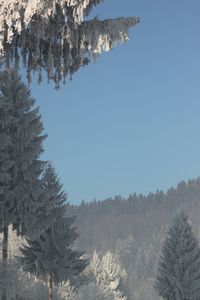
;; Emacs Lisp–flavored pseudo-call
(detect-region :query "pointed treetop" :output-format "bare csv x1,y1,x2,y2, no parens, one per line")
0,70,47,236
155,211,200,300
19,215,87,284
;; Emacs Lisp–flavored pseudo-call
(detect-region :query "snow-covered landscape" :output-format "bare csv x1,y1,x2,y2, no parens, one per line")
0,1,200,299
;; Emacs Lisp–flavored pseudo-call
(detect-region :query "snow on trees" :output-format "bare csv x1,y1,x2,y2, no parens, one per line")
59,280,76,300
75,282,113,300
0,0,139,88
155,212,200,300
86,250,127,300
58,250,128,300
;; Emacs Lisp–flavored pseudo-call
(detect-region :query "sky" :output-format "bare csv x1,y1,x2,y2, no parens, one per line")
29,0,200,204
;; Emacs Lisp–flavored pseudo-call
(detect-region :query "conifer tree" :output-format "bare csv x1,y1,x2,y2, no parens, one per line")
0,1,139,88
86,250,127,300
0,70,46,300
59,280,76,300
33,163,67,234
155,212,200,300
18,164,87,300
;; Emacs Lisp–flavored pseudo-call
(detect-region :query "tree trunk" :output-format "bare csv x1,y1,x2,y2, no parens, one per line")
48,274,53,300
1,225,8,300
2,225,8,261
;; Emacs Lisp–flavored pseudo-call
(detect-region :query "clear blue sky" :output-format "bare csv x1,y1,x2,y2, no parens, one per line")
30,0,200,204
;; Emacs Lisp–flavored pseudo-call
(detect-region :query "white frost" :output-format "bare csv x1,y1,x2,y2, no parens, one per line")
0,1,139,86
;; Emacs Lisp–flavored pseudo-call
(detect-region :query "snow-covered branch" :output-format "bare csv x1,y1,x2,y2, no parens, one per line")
80,17,140,55
0,1,139,87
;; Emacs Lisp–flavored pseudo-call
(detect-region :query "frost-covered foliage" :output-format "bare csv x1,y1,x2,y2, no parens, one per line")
75,282,113,300
0,70,46,236
54,179,200,299
58,250,128,300
0,259,60,300
59,280,76,300
0,0,139,87
86,250,127,300
155,212,200,300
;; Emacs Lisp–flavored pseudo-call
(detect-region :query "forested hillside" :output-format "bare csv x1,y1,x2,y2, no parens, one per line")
68,178,200,300
2,178,200,299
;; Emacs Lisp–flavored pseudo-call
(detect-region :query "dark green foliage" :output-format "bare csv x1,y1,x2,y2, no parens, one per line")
155,212,200,300
0,70,46,235
19,164,87,285
19,216,87,285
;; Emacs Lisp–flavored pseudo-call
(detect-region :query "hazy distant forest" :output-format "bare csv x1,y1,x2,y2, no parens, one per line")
2,177,200,299
0,1,200,300
69,178,200,299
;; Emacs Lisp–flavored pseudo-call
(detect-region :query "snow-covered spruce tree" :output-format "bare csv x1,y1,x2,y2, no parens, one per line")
18,164,87,300
0,258,56,300
0,0,139,88
101,251,127,300
86,250,127,300
59,280,76,300
155,212,200,300
0,69,46,300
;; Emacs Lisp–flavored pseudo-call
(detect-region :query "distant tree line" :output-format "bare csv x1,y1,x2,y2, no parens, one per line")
68,179,200,299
